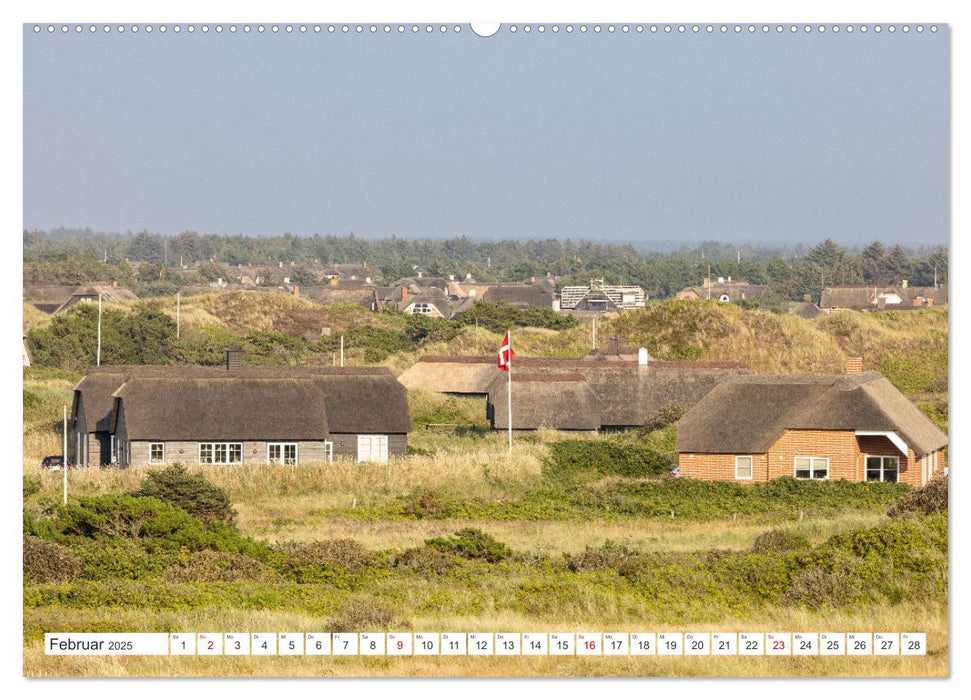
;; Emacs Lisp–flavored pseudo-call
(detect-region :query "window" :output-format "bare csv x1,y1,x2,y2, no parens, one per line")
268,442,298,466
718,294,731,302
735,456,753,479
411,303,433,315
357,435,389,464
199,442,243,465
110,435,118,464
324,441,334,463
149,443,165,464
794,456,829,480
866,456,899,483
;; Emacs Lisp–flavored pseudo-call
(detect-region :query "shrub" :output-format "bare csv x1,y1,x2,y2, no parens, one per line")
168,551,280,583
406,445,434,457
565,540,640,572
23,476,41,499
401,488,445,518
751,529,811,554
130,463,236,526
287,539,376,570
425,528,511,563
781,555,862,609
888,475,948,518
326,599,397,633
394,545,458,575
23,535,82,583
543,439,674,481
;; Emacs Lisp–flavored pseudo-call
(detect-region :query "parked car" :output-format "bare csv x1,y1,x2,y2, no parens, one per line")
668,465,679,478
40,455,64,471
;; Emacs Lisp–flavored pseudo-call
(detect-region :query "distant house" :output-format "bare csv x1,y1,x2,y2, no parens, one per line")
298,285,380,311
787,295,823,319
481,284,553,310
381,279,452,317
25,283,137,314
321,263,368,282
675,365,947,486
676,278,771,303
71,354,411,467
820,283,946,313
558,279,646,315
22,338,31,367
399,348,748,431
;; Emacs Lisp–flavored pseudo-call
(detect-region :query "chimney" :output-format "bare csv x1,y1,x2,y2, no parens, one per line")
279,261,283,268
293,284,300,298
927,298,934,307
607,334,619,356
717,277,725,284
803,294,812,303
330,276,339,286
401,286,408,302
727,276,732,283
845,357,863,376
902,279,908,289
638,347,649,368
226,349,243,371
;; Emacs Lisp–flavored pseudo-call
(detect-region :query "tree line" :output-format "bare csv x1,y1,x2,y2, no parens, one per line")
24,228,947,302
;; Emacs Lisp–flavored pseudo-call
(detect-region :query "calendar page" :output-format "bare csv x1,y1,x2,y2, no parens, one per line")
19,3,950,682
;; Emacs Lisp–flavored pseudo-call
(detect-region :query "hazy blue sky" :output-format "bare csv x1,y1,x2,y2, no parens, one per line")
23,24,948,244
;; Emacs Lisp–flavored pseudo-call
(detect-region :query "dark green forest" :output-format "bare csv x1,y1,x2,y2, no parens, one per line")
24,228,947,302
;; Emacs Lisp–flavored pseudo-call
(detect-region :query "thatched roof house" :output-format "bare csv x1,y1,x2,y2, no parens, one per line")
25,283,137,314
675,370,947,486
71,357,410,467
402,352,747,431
820,284,947,312
481,285,553,309
487,373,600,431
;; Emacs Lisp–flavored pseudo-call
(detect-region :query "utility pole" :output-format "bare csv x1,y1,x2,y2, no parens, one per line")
340,335,344,367
176,292,181,339
62,405,68,505
707,265,711,300
96,293,103,365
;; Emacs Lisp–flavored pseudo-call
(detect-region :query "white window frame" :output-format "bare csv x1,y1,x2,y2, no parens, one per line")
267,442,299,466
865,455,899,483
357,434,389,464
110,435,118,464
149,442,165,464
718,294,731,303
735,455,753,480
411,303,433,315
198,442,244,465
324,440,334,463
794,456,830,481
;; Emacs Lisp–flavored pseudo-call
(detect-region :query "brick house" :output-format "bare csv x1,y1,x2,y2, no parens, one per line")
675,366,947,486
71,354,411,467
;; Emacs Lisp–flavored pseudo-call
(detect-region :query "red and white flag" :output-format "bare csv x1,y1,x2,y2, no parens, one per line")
497,331,514,372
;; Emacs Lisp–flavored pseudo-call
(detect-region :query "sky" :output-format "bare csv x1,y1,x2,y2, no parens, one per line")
23,23,949,244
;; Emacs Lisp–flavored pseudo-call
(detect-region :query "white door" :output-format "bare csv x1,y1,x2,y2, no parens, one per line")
357,435,389,463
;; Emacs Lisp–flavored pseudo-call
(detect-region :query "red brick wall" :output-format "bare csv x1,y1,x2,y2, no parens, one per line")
679,429,928,485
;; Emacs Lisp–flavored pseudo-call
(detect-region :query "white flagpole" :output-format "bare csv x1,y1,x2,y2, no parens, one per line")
507,328,512,456
96,293,103,365
62,405,68,505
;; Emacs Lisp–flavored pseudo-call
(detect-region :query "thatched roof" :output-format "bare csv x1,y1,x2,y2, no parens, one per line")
820,285,947,310
300,285,378,309
73,372,129,432
675,372,948,457
398,360,500,394
113,378,331,440
77,365,410,437
788,300,822,318
487,373,600,431
481,285,552,308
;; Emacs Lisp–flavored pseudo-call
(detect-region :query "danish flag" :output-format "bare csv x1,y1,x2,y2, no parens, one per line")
497,331,514,372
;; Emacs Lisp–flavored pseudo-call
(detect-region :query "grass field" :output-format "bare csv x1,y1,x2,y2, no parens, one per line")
21,298,949,678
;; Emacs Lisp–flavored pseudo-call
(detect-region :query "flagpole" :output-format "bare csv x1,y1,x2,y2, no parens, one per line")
507,328,512,456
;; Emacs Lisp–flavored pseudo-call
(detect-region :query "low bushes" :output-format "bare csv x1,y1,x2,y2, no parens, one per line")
888,475,948,518
130,463,236,526
751,529,810,553
23,536,82,583
543,439,674,481
425,528,511,563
